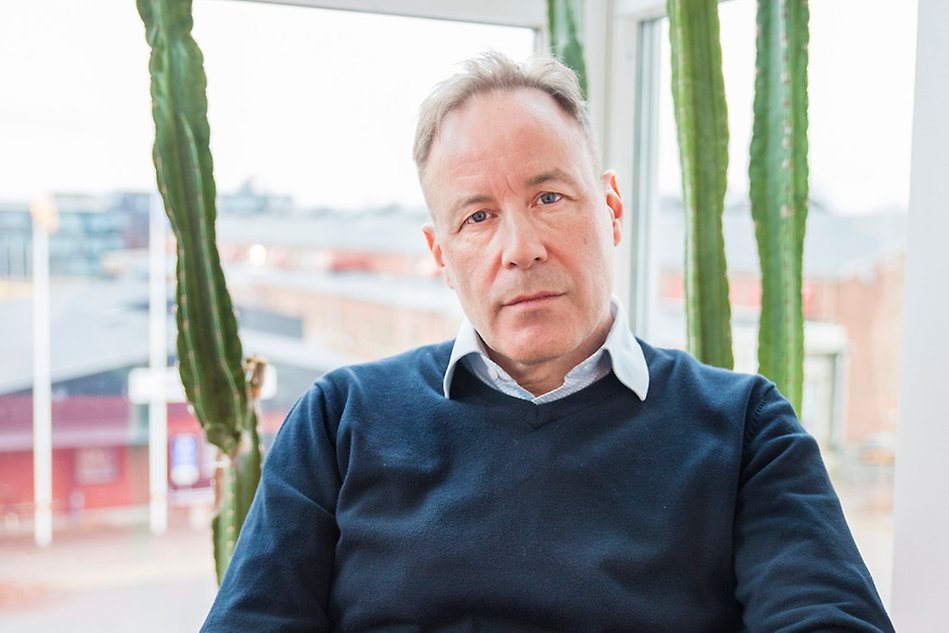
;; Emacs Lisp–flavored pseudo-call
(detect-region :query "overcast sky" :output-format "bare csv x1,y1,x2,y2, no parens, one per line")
658,0,918,214
0,1,917,214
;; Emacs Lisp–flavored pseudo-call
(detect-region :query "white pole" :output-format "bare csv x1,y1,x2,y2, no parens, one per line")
148,193,169,535
891,0,949,628
30,196,56,548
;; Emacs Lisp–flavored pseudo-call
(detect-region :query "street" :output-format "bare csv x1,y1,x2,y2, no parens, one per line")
0,519,217,632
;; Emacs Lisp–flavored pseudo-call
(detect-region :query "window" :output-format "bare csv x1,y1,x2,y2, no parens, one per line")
189,0,536,431
1,0,921,625
637,0,917,606
0,1,537,628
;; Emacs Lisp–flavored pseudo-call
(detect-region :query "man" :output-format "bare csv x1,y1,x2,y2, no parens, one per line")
202,53,893,631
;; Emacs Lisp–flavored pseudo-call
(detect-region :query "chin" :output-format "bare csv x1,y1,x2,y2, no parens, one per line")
497,335,578,367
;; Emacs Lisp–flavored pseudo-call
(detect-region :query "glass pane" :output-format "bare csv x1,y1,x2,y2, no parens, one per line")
648,0,917,606
0,1,534,629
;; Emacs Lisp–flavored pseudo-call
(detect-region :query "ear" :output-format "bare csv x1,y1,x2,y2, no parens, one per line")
422,223,454,289
601,170,625,246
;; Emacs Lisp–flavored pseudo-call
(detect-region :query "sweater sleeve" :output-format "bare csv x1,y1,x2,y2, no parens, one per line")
201,385,342,632
733,382,894,632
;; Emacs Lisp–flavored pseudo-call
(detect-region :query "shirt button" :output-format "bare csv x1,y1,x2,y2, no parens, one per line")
488,368,500,380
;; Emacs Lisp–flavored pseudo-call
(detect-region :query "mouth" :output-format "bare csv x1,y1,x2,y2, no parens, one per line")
503,292,563,308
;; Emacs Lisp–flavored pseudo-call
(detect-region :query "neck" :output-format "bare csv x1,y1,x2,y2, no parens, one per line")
487,312,614,397
505,362,580,397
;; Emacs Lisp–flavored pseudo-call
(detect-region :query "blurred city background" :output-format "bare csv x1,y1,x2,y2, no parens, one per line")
0,0,914,629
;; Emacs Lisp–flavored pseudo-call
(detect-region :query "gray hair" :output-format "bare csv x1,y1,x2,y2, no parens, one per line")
413,51,599,177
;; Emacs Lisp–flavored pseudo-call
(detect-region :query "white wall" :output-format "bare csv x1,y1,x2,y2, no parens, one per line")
891,0,949,628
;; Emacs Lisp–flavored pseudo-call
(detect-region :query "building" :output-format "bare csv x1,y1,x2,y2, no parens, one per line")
0,192,149,279
650,196,906,457
0,187,906,533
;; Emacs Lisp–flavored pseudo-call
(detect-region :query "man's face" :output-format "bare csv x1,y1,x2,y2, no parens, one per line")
422,88,624,372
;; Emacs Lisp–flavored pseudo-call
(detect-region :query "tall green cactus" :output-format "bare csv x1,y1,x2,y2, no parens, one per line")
749,0,810,413
666,0,734,369
211,358,265,583
138,0,262,584
547,0,588,99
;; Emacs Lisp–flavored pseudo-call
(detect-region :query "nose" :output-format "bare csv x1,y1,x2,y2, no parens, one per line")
499,211,547,269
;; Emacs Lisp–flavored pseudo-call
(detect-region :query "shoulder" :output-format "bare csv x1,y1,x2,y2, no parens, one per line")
309,340,453,407
637,338,784,428
277,340,453,441
639,338,765,393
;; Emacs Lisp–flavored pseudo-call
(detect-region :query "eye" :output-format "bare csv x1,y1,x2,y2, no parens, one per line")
538,192,562,205
464,210,490,225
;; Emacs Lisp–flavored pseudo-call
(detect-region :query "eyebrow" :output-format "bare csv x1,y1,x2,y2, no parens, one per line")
524,168,576,188
449,194,492,219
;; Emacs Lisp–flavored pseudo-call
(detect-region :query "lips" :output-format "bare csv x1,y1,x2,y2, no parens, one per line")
503,292,563,307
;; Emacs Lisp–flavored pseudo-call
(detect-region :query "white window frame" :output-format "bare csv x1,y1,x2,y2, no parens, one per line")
891,0,948,627
226,0,547,28
601,0,667,337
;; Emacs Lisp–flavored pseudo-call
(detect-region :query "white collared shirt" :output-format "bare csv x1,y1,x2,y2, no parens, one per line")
443,296,650,403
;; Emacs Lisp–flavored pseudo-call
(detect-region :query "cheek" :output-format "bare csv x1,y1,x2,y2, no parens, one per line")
442,248,479,294
570,230,615,293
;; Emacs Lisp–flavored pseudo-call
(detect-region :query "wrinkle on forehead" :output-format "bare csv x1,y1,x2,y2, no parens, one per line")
422,90,597,227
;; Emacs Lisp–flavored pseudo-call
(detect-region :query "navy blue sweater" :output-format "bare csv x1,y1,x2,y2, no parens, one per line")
202,340,893,632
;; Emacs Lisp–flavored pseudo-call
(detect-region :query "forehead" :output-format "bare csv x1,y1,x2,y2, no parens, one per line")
422,88,595,194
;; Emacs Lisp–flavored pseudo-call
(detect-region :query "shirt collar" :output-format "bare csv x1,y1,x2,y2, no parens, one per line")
443,296,650,401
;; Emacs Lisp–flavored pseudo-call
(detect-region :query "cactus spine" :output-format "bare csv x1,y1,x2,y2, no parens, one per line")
749,0,810,413
547,0,588,99
138,0,262,584
666,0,734,369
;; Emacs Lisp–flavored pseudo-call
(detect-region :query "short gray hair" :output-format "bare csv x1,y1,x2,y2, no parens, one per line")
413,51,598,177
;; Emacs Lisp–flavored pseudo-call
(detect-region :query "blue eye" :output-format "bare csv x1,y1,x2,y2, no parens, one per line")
539,192,562,205
465,210,489,224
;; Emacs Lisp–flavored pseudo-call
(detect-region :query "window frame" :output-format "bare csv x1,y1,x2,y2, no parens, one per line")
226,0,548,28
